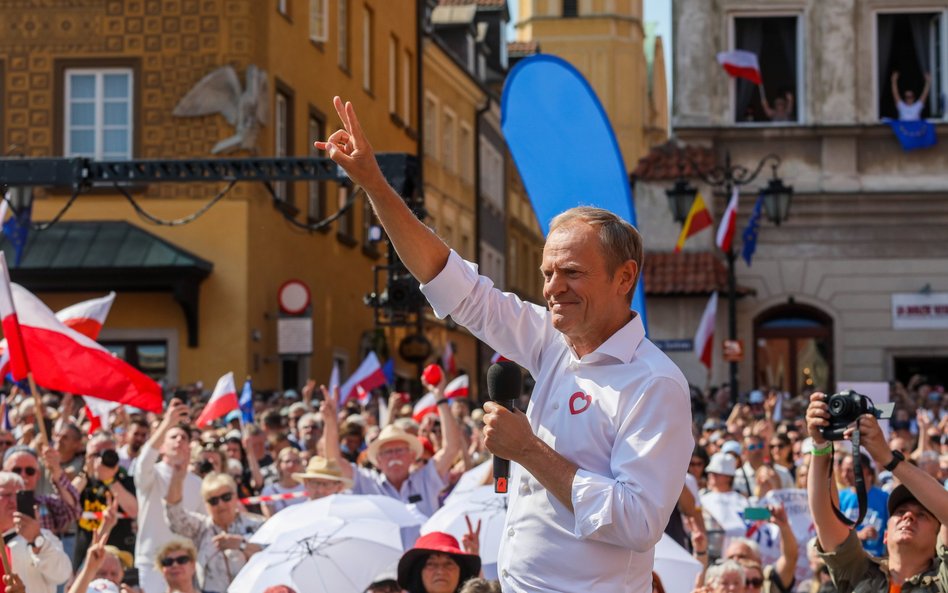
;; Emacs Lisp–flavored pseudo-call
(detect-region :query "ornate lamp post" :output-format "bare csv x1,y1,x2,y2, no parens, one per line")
666,150,793,403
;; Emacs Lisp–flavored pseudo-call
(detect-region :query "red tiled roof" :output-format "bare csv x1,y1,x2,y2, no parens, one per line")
438,0,507,6
633,140,715,182
644,251,754,296
508,40,539,55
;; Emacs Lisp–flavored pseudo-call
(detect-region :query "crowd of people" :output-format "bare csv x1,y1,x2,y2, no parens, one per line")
0,369,945,593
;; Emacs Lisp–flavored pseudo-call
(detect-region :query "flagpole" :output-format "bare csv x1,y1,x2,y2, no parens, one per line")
27,372,49,446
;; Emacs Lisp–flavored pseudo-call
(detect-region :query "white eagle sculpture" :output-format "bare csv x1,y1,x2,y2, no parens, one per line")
173,65,270,154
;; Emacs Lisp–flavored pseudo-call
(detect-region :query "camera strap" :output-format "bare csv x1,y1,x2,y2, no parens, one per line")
827,427,867,528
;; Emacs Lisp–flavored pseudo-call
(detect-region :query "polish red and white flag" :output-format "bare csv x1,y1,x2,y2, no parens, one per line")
412,374,470,422
0,253,162,412
0,292,116,378
195,372,239,427
716,50,762,85
442,341,456,377
694,292,719,370
338,352,387,405
716,187,740,252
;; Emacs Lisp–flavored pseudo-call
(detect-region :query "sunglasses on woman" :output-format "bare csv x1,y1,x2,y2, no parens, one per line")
160,555,193,567
11,466,37,477
206,492,235,506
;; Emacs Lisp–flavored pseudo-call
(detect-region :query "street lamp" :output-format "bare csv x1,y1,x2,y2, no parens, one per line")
666,149,793,404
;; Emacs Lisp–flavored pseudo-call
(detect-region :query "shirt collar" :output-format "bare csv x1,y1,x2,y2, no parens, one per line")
570,313,644,364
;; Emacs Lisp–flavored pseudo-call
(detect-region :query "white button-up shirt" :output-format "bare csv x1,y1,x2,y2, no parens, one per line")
422,251,694,593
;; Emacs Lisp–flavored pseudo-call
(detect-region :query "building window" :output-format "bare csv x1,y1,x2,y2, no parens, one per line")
458,123,472,184
441,108,456,172
363,5,374,93
336,183,356,244
338,0,350,71
389,35,399,115
754,304,833,396
877,12,943,120
274,87,293,204
424,93,438,159
732,16,800,124
308,112,327,223
65,69,133,160
563,0,578,18
310,0,328,42
479,141,504,213
103,340,168,383
402,49,412,127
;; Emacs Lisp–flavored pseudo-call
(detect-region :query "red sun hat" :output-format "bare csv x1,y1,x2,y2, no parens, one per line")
397,532,481,588
422,364,443,386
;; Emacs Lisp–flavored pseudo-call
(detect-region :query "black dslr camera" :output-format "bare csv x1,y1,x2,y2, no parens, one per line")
100,448,120,469
821,390,894,441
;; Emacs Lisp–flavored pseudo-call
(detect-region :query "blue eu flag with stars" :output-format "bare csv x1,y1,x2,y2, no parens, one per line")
741,193,764,266
239,378,254,424
2,201,31,266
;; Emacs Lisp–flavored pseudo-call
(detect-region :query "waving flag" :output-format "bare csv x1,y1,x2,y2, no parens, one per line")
741,193,764,266
1,292,116,379
412,374,470,422
195,372,239,427
85,397,121,435
0,254,162,413
674,193,713,253
694,292,718,370
716,50,762,85
0,394,12,431
239,377,254,424
328,360,340,393
338,352,387,405
716,187,739,252
2,201,31,266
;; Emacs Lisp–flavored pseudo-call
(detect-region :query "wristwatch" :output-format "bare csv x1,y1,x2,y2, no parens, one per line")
30,535,46,551
239,539,247,552
884,449,904,472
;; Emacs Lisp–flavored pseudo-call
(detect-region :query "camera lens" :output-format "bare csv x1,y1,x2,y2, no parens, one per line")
198,460,214,475
828,395,856,418
100,449,120,468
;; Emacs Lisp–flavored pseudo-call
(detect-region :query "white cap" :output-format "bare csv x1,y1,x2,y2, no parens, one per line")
706,452,737,476
749,390,765,404
721,440,743,457
87,580,120,593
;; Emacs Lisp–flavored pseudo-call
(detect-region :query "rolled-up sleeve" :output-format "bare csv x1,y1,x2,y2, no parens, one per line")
34,529,73,587
570,376,693,552
419,250,479,319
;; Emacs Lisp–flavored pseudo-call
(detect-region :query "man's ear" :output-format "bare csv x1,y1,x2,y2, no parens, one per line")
615,260,638,296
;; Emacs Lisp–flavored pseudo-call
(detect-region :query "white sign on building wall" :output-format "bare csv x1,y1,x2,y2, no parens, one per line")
891,293,948,330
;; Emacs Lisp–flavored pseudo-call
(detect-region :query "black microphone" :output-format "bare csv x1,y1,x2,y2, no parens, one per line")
487,360,522,494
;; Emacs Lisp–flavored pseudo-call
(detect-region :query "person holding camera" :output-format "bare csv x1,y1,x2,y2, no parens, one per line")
134,399,205,593
805,392,948,591
0,470,72,593
72,432,138,569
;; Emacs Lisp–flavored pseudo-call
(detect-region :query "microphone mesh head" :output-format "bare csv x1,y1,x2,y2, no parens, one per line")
487,361,522,402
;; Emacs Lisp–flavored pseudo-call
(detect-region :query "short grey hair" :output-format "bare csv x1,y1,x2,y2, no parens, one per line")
548,206,644,302
705,559,746,588
0,471,25,491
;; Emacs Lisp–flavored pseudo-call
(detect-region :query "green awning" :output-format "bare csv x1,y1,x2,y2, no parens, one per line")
1,220,213,347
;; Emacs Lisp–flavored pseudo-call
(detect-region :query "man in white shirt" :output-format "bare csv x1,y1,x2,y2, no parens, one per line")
133,399,205,593
317,97,693,593
0,471,72,593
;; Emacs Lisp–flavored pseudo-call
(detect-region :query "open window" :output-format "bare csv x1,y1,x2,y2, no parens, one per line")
877,12,944,120
733,16,800,124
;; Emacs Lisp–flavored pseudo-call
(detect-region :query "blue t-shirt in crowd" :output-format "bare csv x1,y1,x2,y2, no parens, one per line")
839,486,889,557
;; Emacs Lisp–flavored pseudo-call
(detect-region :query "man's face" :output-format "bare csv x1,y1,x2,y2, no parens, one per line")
299,418,323,446
725,541,759,563
905,91,916,104
886,500,939,550
839,456,856,488
130,425,149,451
377,440,414,482
0,480,19,529
224,441,243,460
278,451,303,478
303,477,344,499
3,452,40,491
161,427,190,462
55,426,81,456
541,223,635,352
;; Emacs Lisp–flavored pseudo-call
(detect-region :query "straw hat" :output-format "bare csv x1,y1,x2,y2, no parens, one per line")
367,424,423,466
397,532,481,589
291,456,353,488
